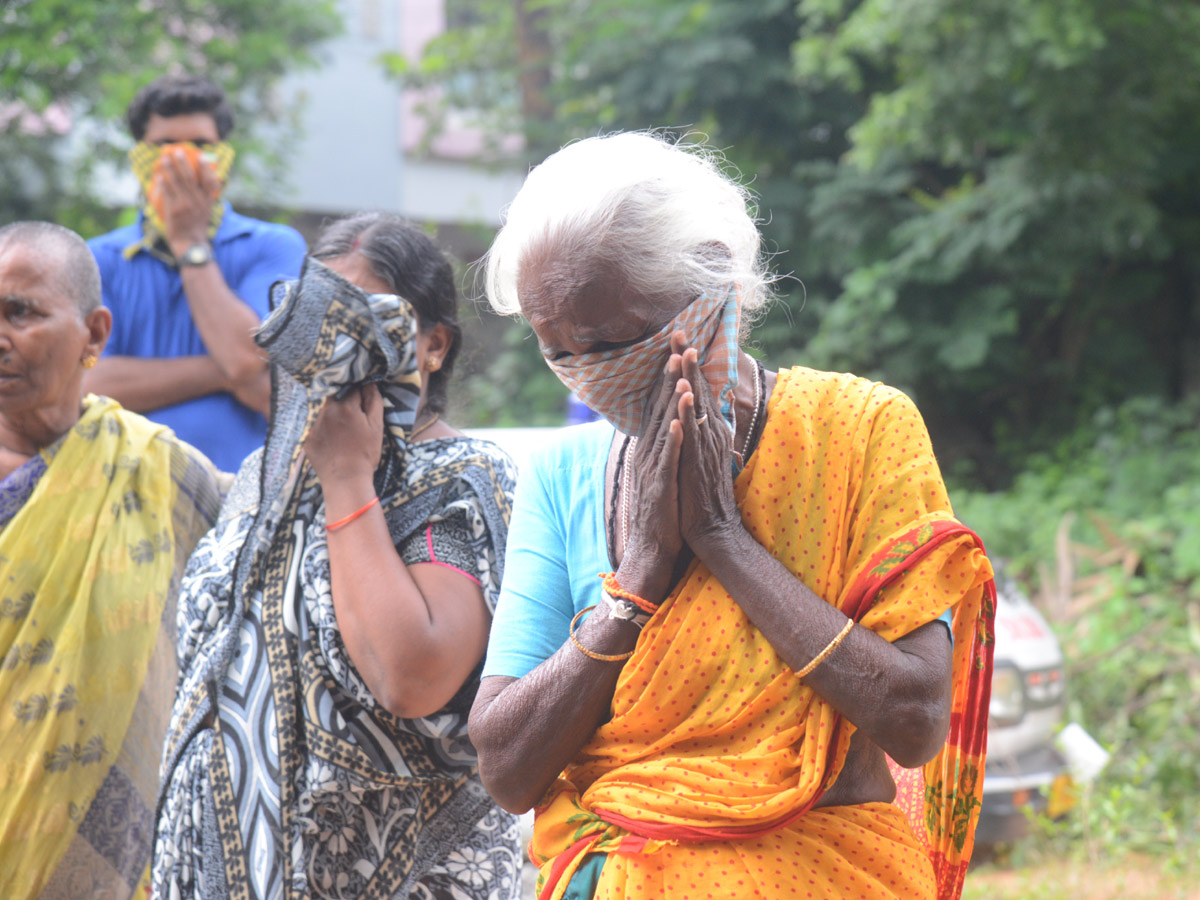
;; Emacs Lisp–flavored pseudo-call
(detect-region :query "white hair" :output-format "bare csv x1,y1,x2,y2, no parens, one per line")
485,132,773,325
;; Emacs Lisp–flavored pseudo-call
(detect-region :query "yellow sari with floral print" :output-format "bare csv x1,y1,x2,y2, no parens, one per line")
0,396,220,900
531,367,996,900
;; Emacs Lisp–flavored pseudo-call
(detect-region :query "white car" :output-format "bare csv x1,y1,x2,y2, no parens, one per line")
977,570,1071,842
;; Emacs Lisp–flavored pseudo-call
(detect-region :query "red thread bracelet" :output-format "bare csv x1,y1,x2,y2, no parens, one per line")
599,572,659,615
326,496,380,532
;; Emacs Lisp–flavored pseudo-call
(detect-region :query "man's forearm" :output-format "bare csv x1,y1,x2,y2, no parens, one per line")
177,262,269,391
225,367,271,417
85,355,227,413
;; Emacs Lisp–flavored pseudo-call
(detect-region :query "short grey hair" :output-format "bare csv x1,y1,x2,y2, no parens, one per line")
485,132,773,327
0,221,102,315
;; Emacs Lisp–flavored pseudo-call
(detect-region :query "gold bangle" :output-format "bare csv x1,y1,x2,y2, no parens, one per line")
795,617,855,678
568,606,635,662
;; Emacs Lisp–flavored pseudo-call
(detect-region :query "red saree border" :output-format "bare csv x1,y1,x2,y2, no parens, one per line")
537,835,599,900
841,518,994,620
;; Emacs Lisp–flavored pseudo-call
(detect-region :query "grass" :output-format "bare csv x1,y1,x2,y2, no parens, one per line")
963,853,1200,900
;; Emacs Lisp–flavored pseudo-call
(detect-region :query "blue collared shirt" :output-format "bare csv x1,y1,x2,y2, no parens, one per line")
89,206,306,472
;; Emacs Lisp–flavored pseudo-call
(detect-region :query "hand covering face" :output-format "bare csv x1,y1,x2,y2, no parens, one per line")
543,285,741,436
123,140,235,260
240,258,423,594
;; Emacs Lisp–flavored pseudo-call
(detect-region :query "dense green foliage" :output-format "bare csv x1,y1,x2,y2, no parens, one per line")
0,0,341,229
955,397,1200,862
396,0,1200,480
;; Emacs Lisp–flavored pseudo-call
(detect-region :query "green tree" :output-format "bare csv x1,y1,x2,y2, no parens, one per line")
0,0,341,231
394,0,1200,479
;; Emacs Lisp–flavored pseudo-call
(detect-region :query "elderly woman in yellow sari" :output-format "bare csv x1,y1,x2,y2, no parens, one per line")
469,133,997,900
0,222,221,899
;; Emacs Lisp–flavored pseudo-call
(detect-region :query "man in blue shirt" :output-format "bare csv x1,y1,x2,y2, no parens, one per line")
87,75,306,472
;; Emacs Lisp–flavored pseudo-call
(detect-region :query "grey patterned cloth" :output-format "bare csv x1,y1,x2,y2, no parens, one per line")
152,260,522,900
235,258,425,635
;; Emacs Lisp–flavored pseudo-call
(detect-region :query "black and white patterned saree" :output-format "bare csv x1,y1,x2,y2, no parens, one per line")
152,260,522,900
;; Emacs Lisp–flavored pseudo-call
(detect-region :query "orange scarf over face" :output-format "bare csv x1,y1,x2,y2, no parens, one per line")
531,367,996,900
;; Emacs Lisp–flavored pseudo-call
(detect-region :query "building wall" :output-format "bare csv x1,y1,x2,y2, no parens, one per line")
273,0,524,226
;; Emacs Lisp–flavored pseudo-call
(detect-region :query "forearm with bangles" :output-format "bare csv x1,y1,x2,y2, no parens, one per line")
469,553,670,813
692,523,953,768
471,606,641,813
326,496,379,532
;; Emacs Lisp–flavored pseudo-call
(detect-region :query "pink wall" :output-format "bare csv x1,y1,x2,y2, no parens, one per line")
398,0,521,159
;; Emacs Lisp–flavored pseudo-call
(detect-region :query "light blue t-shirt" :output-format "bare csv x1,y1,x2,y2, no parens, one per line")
484,422,615,679
482,422,953,680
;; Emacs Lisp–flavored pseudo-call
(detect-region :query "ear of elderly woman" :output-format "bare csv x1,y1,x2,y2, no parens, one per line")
470,134,997,900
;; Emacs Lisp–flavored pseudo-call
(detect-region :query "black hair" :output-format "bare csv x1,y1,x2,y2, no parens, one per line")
311,213,462,416
0,221,102,316
126,75,235,141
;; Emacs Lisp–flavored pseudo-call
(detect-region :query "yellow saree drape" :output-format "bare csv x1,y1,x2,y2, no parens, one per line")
531,367,996,900
0,396,221,900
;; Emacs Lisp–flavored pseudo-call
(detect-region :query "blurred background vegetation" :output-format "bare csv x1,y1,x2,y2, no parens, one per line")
4,0,1198,885
396,0,1200,488
0,0,342,232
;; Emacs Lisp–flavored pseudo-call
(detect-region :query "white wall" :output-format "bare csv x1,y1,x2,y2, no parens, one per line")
270,0,524,225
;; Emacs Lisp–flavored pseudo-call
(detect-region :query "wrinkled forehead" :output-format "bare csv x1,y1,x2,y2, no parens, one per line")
517,251,659,353
0,240,91,320
517,236,682,326
515,234,610,321
0,242,57,293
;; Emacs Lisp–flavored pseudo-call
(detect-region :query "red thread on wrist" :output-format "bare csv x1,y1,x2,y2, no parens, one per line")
326,496,380,532
599,572,659,615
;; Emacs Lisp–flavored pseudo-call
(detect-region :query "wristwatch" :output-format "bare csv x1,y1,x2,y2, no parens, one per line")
601,594,651,630
178,243,214,267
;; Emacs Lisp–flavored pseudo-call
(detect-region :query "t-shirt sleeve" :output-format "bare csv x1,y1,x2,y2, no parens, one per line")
937,607,953,644
230,226,307,318
481,447,577,680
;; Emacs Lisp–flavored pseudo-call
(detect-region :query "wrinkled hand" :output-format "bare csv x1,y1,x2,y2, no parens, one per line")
157,148,221,255
615,342,688,600
677,344,742,557
304,385,384,487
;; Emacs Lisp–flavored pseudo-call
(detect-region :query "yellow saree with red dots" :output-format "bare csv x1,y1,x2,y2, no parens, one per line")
530,367,996,900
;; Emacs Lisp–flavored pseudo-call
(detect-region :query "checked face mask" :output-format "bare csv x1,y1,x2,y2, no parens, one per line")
123,140,235,260
543,285,741,437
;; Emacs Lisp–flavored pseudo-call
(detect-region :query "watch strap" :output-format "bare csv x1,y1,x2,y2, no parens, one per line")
601,594,651,630
178,243,214,267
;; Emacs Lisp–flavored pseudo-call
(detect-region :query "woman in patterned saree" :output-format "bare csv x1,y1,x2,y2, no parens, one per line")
470,133,998,900
153,214,523,900
0,222,222,899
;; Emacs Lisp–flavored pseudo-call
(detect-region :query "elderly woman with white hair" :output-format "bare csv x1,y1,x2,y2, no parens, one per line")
468,133,999,900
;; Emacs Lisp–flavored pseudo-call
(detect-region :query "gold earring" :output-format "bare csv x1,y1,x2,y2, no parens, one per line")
427,359,441,373
82,355,98,369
